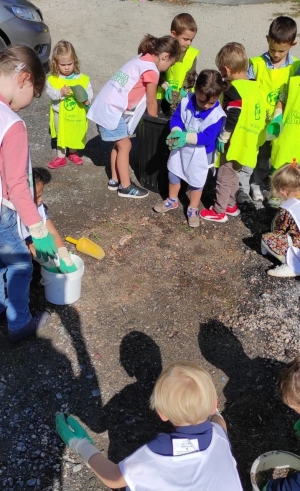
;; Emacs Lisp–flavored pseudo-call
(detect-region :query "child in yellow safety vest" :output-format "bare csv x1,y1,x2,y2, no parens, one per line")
46,40,93,169
267,62,300,175
240,16,298,204
157,13,199,105
200,43,266,224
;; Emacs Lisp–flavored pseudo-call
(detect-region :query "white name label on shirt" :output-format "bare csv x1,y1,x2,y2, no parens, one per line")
172,438,199,456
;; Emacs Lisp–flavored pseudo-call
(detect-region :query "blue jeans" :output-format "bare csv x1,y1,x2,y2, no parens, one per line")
0,206,32,330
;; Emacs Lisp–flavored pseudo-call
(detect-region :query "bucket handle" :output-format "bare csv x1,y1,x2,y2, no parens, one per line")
40,277,51,286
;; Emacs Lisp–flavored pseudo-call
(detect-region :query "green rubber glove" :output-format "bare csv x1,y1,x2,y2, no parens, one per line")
57,247,77,274
262,485,268,491
56,413,94,447
180,88,187,98
294,419,300,437
59,259,77,274
217,138,225,153
165,86,173,104
266,114,283,140
28,221,57,262
166,130,187,150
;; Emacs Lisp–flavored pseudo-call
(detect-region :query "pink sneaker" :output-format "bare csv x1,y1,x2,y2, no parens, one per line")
68,153,83,165
225,204,240,217
200,207,228,223
47,157,67,169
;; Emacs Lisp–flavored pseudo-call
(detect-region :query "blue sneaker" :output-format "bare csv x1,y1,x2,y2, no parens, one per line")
118,183,149,199
108,179,119,191
9,311,51,342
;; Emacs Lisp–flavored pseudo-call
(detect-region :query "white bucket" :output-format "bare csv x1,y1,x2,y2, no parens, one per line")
251,450,300,491
40,254,84,305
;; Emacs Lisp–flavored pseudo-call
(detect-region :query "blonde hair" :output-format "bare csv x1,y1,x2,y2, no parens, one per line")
271,161,300,198
215,42,248,73
0,45,45,97
150,361,217,425
278,355,300,406
50,40,80,76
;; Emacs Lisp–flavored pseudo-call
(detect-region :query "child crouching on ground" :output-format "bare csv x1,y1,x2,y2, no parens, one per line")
154,70,226,228
261,161,300,278
56,361,243,490
27,168,76,273
262,355,300,491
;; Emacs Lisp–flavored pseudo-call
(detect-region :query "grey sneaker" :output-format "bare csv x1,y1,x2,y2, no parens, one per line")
261,239,285,263
187,208,200,228
118,183,149,199
108,179,119,191
268,264,298,277
9,311,51,342
237,190,252,204
154,199,179,213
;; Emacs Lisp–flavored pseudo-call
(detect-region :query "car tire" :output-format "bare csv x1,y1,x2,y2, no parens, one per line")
0,36,7,51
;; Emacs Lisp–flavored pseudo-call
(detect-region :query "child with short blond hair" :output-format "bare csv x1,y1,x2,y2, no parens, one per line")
262,356,300,491
56,361,243,490
262,161,300,277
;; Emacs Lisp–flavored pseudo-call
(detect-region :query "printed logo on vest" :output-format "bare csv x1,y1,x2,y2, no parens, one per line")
266,89,280,106
285,110,300,125
168,79,179,91
64,96,76,111
254,103,261,121
111,70,129,87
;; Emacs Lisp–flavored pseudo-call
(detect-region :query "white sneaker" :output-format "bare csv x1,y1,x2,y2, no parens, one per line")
267,264,299,277
251,184,264,202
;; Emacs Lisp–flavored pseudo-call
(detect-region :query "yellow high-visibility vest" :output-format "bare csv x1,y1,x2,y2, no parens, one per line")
271,76,300,169
157,46,199,99
48,73,89,149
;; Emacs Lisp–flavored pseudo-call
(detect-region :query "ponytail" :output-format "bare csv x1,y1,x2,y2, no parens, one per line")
138,34,181,61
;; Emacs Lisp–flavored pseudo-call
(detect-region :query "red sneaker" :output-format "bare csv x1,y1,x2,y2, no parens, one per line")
200,208,228,223
225,204,240,217
47,157,67,169
68,153,83,165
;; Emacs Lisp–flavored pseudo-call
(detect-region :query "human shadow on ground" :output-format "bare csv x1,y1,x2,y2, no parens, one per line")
0,268,101,490
88,330,168,468
198,320,297,491
82,134,140,180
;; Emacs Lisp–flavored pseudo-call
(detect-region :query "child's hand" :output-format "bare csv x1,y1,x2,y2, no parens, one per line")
217,138,225,153
60,85,72,97
56,414,100,464
165,86,174,104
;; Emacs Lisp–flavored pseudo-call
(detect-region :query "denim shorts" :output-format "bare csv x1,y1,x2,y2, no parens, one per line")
97,116,128,142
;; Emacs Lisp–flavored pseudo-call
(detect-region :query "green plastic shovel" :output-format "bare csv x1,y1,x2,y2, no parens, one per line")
71,85,90,109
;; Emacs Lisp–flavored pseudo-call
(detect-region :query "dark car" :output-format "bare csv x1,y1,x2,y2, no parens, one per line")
0,0,51,65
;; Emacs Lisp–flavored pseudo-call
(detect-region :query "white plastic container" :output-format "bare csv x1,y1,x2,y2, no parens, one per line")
251,450,300,491
40,254,84,305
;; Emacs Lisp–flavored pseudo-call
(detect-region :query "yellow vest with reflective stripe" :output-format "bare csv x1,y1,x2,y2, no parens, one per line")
225,80,266,168
271,76,300,169
48,73,89,149
157,46,199,99
249,56,299,120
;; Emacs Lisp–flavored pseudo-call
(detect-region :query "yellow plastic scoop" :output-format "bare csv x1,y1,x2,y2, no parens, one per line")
65,236,105,260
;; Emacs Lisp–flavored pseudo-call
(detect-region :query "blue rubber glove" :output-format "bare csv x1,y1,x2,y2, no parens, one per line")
180,88,187,98
217,138,225,153
165,86,173,104
56,413,94,447
28,222,57,262
266,114,283,140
